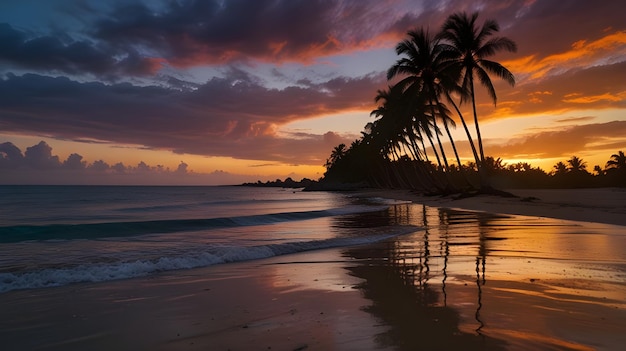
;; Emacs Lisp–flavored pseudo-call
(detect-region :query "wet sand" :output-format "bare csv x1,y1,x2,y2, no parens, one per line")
1,249,386,351
2,188,626,350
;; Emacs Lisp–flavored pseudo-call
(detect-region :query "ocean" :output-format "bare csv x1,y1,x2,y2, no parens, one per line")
3,185,626,349
0,185,416,293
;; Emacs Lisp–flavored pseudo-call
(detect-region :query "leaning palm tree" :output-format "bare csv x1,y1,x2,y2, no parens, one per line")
387,28,462,171
371,86,425,162
438,12,517,168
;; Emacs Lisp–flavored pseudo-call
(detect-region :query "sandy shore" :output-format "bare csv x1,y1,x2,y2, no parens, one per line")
2,187,626,350
355,187,626,226
2,249,390,351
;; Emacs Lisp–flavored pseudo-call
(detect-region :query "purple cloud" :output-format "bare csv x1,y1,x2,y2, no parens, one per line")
0,72,374,164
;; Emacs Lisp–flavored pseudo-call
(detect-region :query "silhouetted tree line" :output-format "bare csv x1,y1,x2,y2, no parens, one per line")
323,149,626,189
482,153,625,188
319,12,625,191
241,177,316,188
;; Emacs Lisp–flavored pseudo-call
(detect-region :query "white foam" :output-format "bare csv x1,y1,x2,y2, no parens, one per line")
0,226,419,293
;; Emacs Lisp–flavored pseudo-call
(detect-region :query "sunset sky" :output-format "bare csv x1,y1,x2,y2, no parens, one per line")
1,0,625,185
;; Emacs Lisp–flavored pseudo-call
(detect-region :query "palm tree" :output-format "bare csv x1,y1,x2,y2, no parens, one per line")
371,86,424,162
483,156,506,173
438,12,517,168
593,165,604,176
387,28,462,171
606,150,626,171
325,143,346,170
370,87,445,190
553,162,568,175
438,68,481,170
566,156,587,173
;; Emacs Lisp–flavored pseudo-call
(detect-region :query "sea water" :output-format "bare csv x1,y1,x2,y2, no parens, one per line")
0,185,415,293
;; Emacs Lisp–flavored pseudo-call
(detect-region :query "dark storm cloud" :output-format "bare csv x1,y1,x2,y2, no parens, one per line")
0,23,162,78
500,0,626,58
0,0,421,77
92,0,415,65
3,0,624,78
87,0,538,67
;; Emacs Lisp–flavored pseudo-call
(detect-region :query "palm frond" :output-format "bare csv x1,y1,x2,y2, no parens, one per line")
479,59,516,87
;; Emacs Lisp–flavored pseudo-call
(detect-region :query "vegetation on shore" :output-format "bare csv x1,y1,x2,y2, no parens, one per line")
318,12,625,192
241,177,316,188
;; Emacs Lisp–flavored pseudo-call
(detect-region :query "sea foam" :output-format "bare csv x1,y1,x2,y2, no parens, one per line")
0,226,418,293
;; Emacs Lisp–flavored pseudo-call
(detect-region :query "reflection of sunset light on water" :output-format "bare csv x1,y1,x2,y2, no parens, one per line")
328,202,626,349
268,249,364,293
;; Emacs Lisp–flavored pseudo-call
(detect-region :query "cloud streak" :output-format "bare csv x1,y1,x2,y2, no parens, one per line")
487,121,626,160
483,60,626,119
0,71,370,164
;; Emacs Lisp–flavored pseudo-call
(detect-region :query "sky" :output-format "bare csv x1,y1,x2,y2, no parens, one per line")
0,0,625,185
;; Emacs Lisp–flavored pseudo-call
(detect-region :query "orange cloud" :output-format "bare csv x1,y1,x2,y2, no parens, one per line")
527,91,553,103
562,91,626,104
502,30,626,81
484,121,626,161
477,57,626,121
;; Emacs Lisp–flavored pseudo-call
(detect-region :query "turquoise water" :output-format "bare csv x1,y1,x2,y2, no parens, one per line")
0,185,415,292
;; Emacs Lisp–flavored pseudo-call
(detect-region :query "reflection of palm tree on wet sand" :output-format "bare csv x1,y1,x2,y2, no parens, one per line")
340,204,506,350
475,215,491,334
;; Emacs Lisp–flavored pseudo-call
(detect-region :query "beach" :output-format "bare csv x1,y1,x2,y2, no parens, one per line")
2,187,626,350
359,187,626,227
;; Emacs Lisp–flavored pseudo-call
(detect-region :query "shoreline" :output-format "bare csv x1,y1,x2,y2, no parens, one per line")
350,187,626,227
2,187,626,350
0,249,389,351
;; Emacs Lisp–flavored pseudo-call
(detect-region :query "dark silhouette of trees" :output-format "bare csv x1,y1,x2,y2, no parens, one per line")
438,12,517,166
242,177,316,188
387,28,460,171
603,150,626,187
325,143,347,170
552,162,567,175
318,12,622,192
320,11,517,193
606,151,626,171
566,156,588,173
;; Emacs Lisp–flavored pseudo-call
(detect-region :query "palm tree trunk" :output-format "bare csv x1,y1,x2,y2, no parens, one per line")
426,131,442,169
392,145,402,162
429,100,450,171
419,133,429,163
469,75,486,163
446,92,480,166
407,131,423,161
468,75,491,189
435,98,463,170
